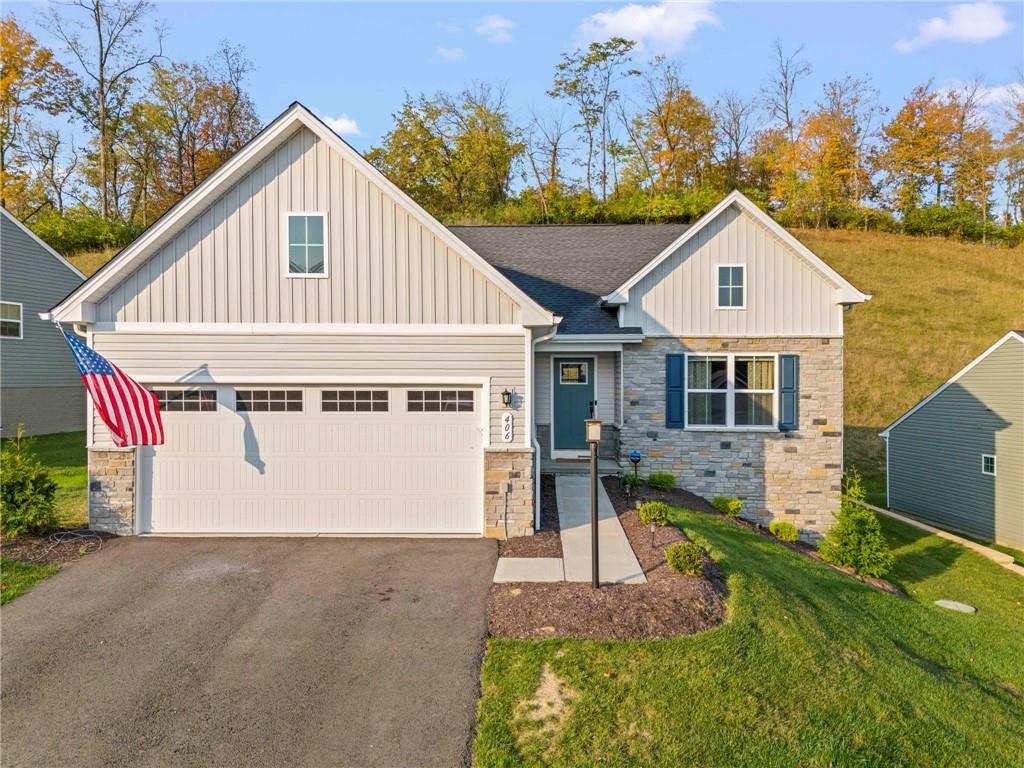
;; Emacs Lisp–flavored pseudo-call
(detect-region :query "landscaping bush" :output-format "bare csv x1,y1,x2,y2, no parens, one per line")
819,469,894,578
665,541,704,576
1,428,59,537
712,496,743,517
769,520,800,542
622,473,642,493
638,501,670,527
647,472,676,491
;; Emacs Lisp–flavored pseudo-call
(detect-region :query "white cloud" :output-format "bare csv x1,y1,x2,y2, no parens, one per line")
578,1,718,56
438,22,463,34
475,14,516,44
436,46,465,62
321,113,360,136
895,2,1010,53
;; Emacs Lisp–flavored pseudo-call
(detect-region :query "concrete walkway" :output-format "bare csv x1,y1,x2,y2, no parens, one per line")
556,475,646,584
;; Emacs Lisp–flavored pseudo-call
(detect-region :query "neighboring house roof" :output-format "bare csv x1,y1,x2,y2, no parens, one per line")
602,190,871,306
880,330,1024,437
46,103,555,327
450,224,690,334
0,207,86,281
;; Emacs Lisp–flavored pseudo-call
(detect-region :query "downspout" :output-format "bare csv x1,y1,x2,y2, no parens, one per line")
530,321,560,529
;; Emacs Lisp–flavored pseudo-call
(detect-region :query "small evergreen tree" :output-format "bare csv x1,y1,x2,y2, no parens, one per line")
1,427,59,536
819,468,894,578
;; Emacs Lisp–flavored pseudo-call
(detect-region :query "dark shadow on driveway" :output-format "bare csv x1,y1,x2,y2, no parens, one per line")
1,536,497,768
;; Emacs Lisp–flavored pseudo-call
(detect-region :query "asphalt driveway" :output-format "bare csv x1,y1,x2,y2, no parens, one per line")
1,536,497,768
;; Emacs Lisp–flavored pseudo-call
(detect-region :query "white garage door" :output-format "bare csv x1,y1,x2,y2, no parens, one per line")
137,386,484,534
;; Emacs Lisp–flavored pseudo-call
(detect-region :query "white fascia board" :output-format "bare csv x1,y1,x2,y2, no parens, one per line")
603,190,871,306
1,206,86,281
127,373,493,386
49,103,556,327
879,331,1024,437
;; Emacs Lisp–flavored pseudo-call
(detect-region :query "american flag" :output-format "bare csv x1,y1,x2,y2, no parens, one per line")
62,330,164,447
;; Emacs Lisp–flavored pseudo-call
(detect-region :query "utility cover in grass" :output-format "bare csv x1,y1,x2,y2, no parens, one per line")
935,599,976,613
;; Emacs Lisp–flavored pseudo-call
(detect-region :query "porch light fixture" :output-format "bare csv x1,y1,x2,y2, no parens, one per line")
585,418,602,589
501,388,513,407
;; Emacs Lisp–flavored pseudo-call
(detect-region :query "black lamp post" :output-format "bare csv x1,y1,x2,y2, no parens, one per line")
585,417,602,589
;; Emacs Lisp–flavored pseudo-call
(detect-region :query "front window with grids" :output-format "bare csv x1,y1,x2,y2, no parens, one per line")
286,213,326,275
407,390,474,413
687,355,775,428
0,302,22,338
235,390,303,412
153,389,217,412
322,390,389,412
717,265,745,308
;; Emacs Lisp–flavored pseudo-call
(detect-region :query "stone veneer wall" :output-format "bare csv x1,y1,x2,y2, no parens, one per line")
536,423,620,460
620,337,843,540
88,448,136,535
483,447,535,538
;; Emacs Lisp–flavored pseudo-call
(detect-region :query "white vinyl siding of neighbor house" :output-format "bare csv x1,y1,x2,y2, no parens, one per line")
95,127,521,325
620,205,844,337
533,351,617,425
87,332,525,450
887,337,1024,549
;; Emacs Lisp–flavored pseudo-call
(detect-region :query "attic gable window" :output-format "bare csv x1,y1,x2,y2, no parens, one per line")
285,213,327,276
717,265,745,309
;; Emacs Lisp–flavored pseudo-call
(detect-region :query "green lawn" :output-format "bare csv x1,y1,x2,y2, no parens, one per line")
0,559,59,604
7,431,89,528
474,510,1024,767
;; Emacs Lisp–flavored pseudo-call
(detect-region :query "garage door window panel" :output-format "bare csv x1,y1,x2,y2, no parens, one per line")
236,390,303,412
322,390,389,412
153,389,217,412
408,390,474,413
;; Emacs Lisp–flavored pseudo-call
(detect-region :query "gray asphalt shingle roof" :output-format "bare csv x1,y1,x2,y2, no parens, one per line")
449,224,691,334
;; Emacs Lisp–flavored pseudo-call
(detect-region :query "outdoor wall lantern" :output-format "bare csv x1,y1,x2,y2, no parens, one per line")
585,418,602,589
501,388,514,407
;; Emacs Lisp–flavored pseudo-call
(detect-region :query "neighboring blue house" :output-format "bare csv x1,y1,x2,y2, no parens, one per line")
1,207,86,435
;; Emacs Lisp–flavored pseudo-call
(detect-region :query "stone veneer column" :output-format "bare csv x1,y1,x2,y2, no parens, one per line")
620,337,844,541
483,447,535,539
88,448,136,535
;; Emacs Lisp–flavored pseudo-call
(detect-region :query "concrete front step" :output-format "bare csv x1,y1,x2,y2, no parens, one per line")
493,557,565,582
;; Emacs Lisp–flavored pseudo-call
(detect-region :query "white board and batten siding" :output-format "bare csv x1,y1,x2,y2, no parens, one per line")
620,205,845,337
95,126,521,326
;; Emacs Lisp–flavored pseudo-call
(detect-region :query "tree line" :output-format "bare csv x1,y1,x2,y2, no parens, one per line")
2,4,1022,255
1,1,260,254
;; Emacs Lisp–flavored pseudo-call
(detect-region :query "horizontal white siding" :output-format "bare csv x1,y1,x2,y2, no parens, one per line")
621,204,844,337
89,332,524,448
96,127,520,325
534,351,617,424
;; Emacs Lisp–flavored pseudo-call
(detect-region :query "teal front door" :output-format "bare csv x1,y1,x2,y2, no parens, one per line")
553,357,595,453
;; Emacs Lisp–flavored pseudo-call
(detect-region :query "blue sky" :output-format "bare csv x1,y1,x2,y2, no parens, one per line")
9,1,1024,151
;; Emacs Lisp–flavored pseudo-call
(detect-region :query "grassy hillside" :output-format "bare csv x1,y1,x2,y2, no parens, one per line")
68,248,117,278
67,231,1024,506
793,229,1024,503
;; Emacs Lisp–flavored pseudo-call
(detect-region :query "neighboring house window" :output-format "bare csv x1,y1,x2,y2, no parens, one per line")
407,390,474,413
153,389,217,412
559,362,589,385
717,265,745,308
322,390,389,412
982,454,996,476
236,390,303,412
286,213,326,275
683,354,777,429
0,301,23,339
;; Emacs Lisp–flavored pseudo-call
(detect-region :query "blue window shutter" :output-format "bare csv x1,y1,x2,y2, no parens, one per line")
780,354,799,430
666,355,684,428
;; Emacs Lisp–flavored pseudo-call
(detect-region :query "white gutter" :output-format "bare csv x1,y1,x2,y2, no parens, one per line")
530,321,560,529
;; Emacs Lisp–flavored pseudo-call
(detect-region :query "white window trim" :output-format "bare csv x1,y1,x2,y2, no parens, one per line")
550,355,598,459
982,454,996,476
282,211,329,279
684,353,779,432
1,301,24,340
558,361,590,386
715,263,746,310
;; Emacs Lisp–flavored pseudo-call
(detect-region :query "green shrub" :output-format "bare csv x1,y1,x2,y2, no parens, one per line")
819,469,894,578
622,473,642,492
1,427,59,537
665,541,704,576
712,496,743,517
647,472,676,491
769,520,800,542
638,501,670,527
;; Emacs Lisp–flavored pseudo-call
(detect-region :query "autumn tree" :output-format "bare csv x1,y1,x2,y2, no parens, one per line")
761,41,811,142
716,90,759,190
0,15,67,211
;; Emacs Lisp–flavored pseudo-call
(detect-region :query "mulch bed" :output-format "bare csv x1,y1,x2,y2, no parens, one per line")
1,529,112,568
606,479,905,598
497,474,562,559
487,480,727,640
